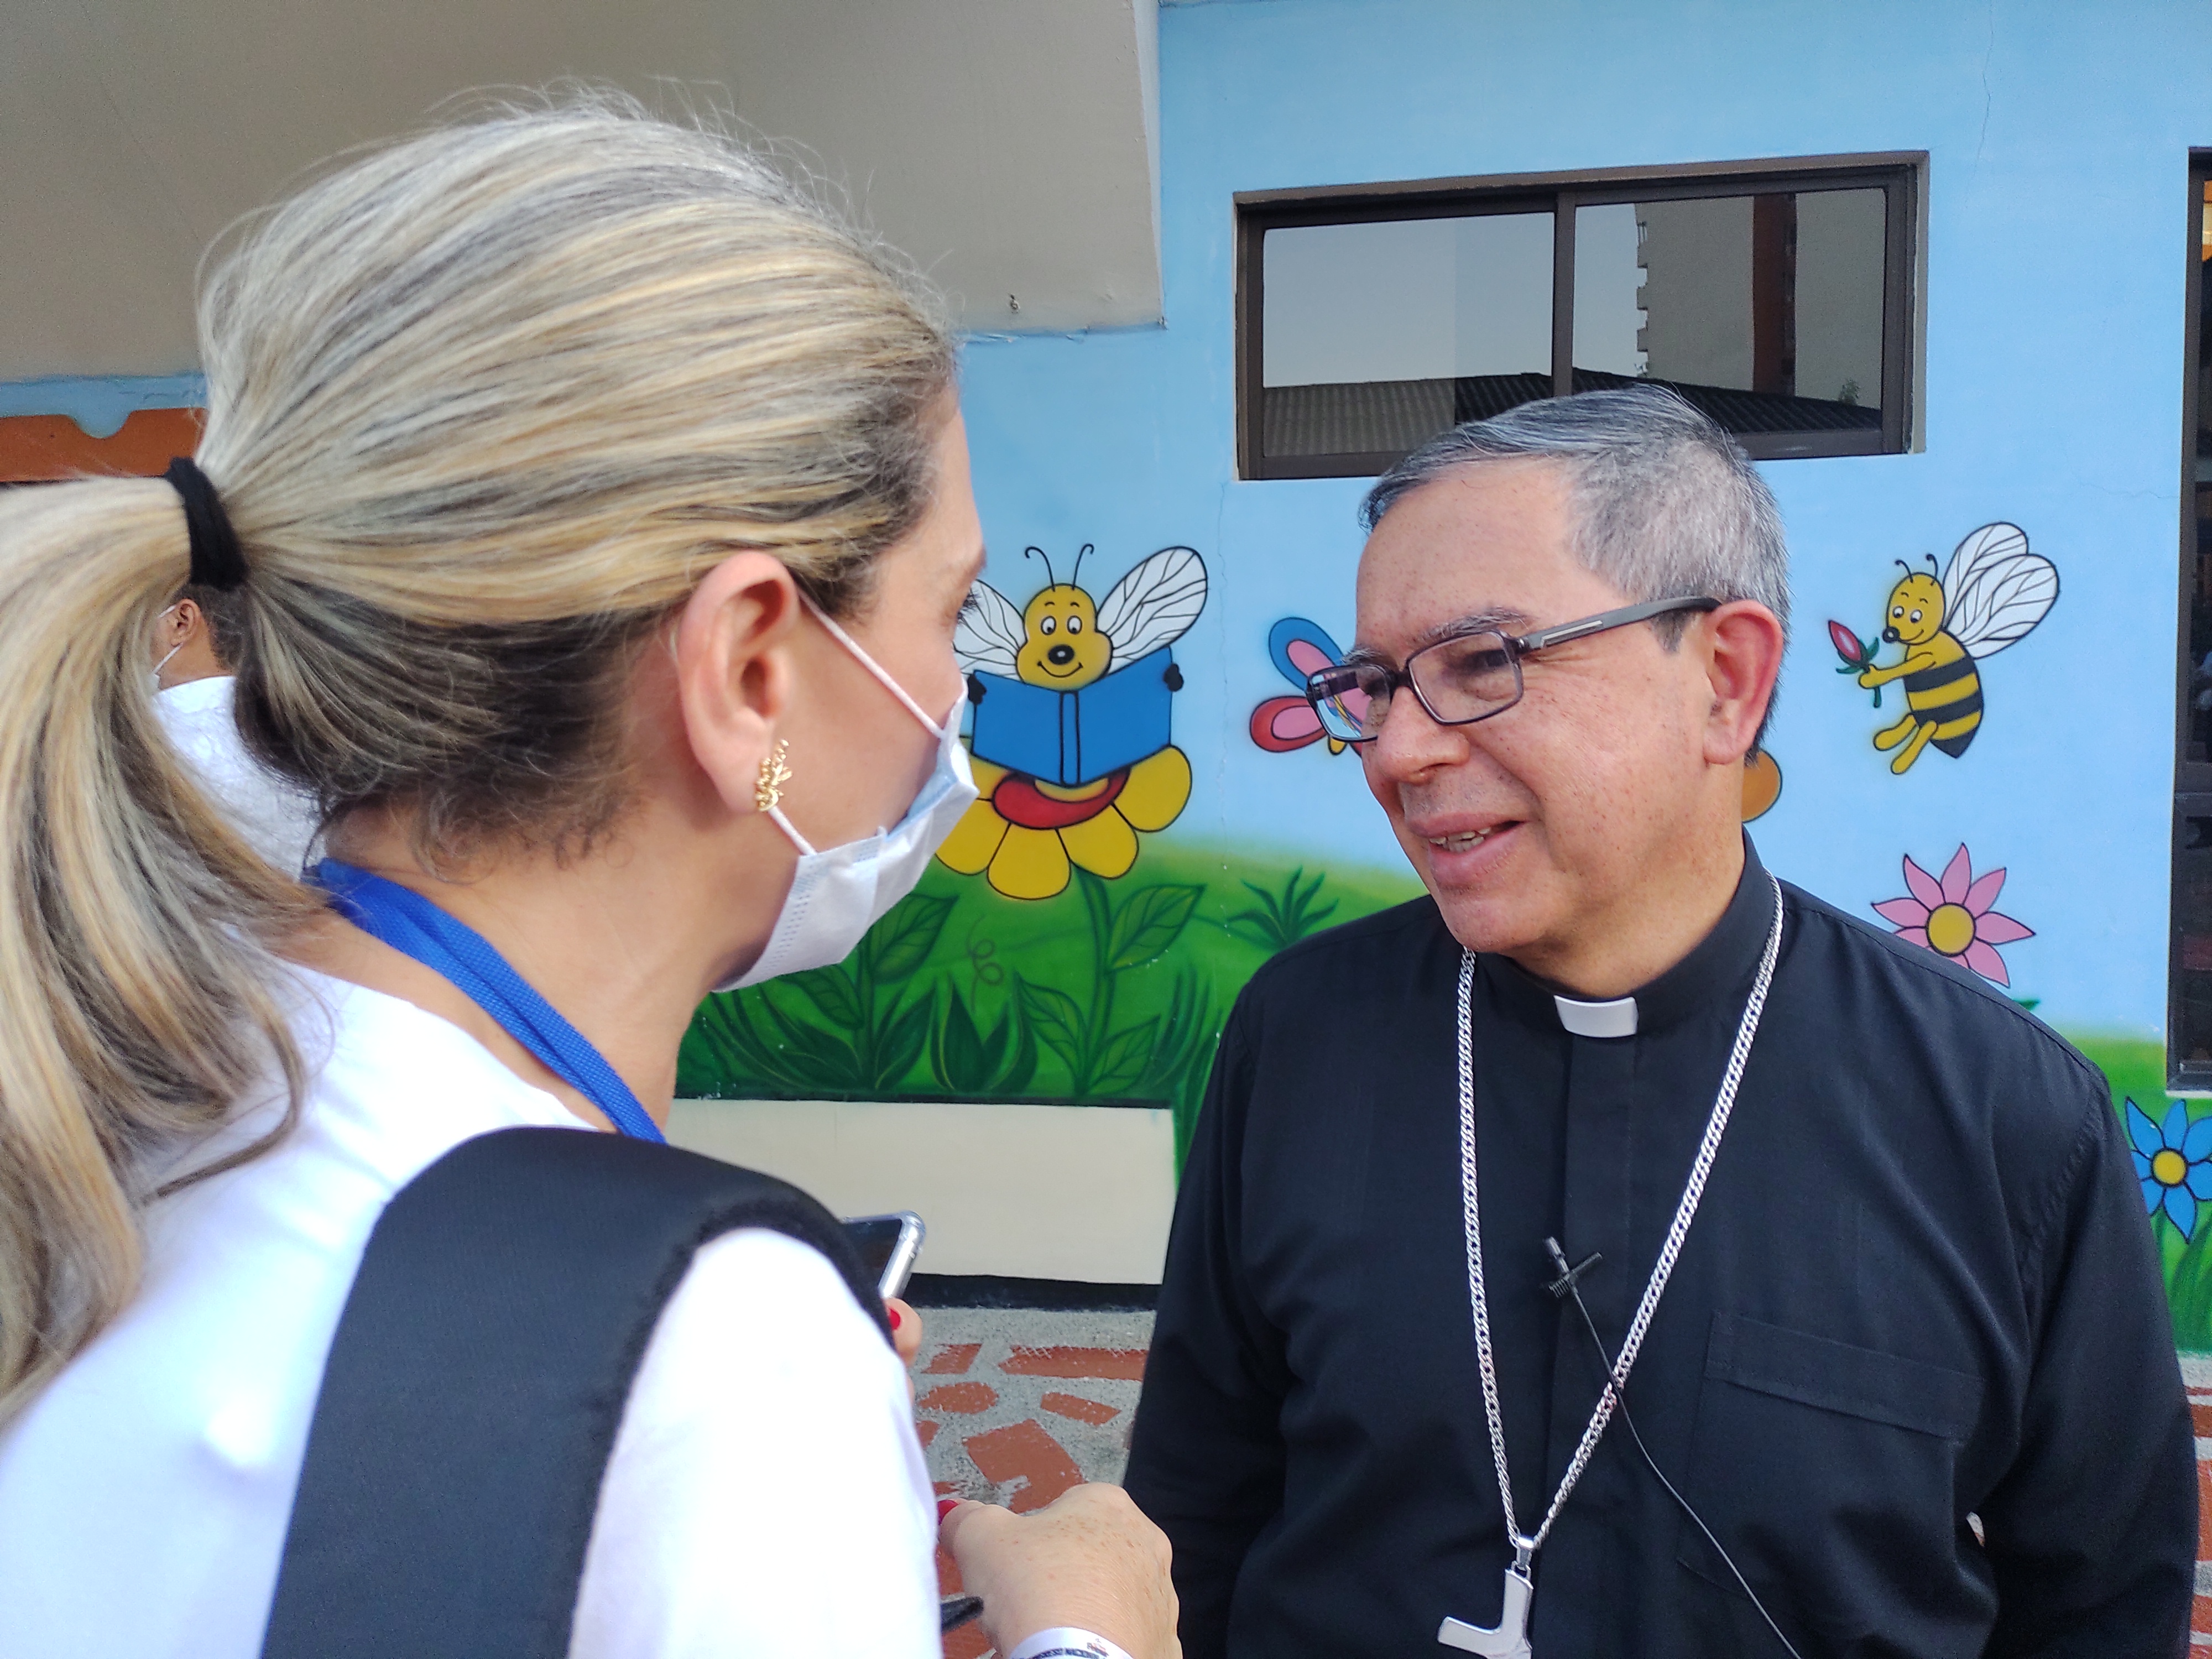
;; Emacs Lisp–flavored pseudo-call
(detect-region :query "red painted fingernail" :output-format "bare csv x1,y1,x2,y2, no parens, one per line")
889,1307,902,1330
938,1498,960,1521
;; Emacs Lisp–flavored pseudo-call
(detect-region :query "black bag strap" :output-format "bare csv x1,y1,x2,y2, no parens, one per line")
259,1125,886,1659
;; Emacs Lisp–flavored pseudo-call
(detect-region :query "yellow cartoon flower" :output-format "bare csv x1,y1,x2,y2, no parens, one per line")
938,745,1192,900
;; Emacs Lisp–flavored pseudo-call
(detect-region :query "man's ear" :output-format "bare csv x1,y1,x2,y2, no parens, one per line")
672,552,802,813
1700,601,1787,765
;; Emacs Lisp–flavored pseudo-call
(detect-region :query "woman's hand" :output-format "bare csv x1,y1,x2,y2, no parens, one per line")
940,1484,1180,1659
885,1297,922,1366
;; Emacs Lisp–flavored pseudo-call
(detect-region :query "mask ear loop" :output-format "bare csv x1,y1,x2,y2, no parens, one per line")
799,593,952,737
765,805,816,858
757,591,962,857
152,604,183,687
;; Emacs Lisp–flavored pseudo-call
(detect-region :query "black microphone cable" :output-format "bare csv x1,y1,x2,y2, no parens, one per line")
1543,1238,1807,1659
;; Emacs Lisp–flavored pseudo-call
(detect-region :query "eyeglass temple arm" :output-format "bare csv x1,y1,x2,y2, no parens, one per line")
1512,596,1721,654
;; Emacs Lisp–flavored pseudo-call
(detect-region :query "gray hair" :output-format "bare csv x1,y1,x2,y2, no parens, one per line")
1361,387,1792,659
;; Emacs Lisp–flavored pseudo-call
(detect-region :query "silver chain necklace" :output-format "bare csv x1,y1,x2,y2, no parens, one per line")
1438,875,1785,1657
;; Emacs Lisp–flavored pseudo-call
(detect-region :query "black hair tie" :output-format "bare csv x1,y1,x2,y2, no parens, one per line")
162,456,247,592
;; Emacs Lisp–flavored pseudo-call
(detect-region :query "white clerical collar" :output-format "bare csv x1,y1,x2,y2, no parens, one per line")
1553,994,1638,1039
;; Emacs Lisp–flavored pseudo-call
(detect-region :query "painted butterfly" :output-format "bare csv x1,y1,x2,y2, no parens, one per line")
1250,616,1352,755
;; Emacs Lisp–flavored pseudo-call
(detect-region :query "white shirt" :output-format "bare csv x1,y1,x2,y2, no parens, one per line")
0,971,938,1657
153,675,323,875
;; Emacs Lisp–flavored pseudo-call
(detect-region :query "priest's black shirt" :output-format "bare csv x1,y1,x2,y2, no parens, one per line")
1125,845,2194,1657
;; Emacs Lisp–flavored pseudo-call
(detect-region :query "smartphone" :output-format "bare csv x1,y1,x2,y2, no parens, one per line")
842,1211,926,1300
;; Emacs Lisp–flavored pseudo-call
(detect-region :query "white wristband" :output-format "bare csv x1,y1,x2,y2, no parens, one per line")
1004,1630,1136,1659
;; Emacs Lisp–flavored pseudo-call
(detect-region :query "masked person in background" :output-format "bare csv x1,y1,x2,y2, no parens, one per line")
0,102,1176,1659
150,586,321,874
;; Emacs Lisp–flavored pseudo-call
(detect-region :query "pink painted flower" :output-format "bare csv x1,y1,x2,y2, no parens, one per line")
1872,844,2033,986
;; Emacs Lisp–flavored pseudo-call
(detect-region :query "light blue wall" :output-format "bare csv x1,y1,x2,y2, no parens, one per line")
958,0,2212,1038
8,2,2201,1037
1,374,206,436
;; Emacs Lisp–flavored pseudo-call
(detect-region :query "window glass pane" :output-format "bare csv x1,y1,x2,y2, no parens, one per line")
1571,189,1886,437
1569,202,1646,375
2180,793,2212,1067
1796,189,1887,406
2172,178,2212,1072
1261,212,1552,460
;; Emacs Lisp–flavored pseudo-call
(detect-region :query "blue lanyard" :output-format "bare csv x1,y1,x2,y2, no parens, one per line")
312,859,666,1143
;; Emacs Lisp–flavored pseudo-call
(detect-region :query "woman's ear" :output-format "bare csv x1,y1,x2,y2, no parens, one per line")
153,600,195,653
672,552,802,813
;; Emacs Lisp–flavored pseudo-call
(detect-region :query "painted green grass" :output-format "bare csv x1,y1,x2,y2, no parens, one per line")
682,860,2208,1344
677,839,1423,1164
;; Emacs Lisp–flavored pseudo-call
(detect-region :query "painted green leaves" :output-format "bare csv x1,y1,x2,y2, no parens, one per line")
1109,882,1203,971
675,848,1413,1170
1018,872,1205,1098
931,980,1037,1097
1226,866,1339,954
688,893,956,1096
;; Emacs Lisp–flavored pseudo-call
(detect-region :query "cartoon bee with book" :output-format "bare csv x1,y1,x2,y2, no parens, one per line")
1840,523,2058,774
937,544,1206,899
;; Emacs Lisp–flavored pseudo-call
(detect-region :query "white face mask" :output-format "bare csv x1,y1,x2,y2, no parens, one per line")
150,605,182,692
719,599,978,992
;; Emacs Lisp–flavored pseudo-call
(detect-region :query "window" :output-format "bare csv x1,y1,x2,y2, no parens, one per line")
2171,159,2212,1087
1236,154,1922,479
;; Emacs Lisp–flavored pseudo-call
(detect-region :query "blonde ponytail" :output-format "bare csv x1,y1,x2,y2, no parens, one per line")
0,484,317,1419
0,95,953,1417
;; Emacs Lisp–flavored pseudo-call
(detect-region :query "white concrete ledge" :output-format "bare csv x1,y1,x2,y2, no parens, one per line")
665,1098,1175,1284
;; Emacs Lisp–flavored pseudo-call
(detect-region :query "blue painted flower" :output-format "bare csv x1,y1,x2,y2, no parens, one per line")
2125,1100,2212,1239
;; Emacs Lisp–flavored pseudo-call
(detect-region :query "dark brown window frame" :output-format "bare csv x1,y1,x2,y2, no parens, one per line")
2169,151,2211,1089
1235,152,1926,481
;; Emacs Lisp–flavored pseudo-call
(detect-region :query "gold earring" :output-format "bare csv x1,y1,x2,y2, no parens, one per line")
755,740,792,812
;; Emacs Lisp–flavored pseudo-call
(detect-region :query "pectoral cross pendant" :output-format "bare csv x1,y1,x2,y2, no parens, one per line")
1437,1563,1533,1656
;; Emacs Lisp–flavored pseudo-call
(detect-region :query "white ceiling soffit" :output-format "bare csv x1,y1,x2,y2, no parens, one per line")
0,0,1162,383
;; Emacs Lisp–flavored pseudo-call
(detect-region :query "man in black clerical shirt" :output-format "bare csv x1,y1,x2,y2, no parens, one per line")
1124,389,2194,1657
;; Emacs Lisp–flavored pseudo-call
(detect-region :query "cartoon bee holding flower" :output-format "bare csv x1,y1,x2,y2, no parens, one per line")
1830,522,2058,774
937,545,1206,899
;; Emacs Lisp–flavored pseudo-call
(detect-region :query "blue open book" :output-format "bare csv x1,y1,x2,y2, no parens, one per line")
968,648,1177,787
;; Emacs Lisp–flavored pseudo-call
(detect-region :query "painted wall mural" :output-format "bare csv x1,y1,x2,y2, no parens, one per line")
2126,1093,2212,1347
664,495,2210,1349
655,0,2212,1352
940,545,1205,900
1871,844,2035,988
2131,1100,2212,1241
1825,523,2059,774
676,847,1417,1165
677,540,1423,1162
1249,617,1353,756
1740,752,1783,822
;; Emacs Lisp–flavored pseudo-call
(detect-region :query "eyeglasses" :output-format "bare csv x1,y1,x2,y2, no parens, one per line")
1303,596,1721,745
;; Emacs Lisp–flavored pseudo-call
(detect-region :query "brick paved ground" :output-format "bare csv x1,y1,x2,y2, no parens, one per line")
920,1321,2212,1654
915,1308,1154,1658
2185,1356,2212,1648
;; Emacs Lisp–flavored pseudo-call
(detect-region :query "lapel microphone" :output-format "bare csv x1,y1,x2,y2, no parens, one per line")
1543,1236,1603,1300
1537,1238,1806,1658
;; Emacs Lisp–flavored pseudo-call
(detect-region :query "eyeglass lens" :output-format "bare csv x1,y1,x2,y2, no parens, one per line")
1311,632,1521,742
1412,633,1520,722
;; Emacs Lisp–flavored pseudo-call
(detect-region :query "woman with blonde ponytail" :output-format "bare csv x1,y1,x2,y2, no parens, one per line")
0,101,1174,1659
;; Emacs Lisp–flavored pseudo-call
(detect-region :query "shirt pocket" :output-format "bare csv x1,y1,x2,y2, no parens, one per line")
1675,1312,1986,1642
